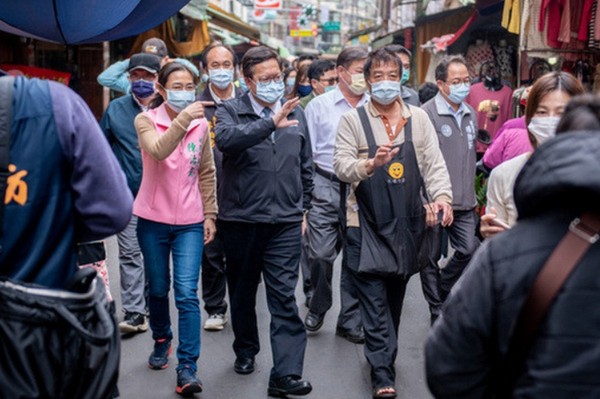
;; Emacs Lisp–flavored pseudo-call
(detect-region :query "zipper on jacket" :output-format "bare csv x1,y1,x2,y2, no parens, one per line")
271,138,277,223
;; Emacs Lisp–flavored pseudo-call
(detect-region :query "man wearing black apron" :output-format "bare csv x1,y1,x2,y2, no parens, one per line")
334,48,453,399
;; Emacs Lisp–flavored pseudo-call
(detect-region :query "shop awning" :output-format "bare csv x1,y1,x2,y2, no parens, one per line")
446,5,511,53
347,24,383,41
206,3,261,42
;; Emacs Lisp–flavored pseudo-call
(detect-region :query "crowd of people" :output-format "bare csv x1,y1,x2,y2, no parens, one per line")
3,35,600,399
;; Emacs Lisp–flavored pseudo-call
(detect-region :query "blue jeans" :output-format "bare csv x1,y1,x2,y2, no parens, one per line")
137,218,203,372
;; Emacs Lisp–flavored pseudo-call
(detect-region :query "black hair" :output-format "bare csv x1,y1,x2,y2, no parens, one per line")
241,46,281,79
434,55,468,82
385,44,412,58
307,59,336,81
556,94,600,134
298,53,318,63
149,62,198,109
336,46,368,69
364,48,402,79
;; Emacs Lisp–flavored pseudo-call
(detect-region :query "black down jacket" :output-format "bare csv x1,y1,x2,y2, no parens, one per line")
425,131,600,398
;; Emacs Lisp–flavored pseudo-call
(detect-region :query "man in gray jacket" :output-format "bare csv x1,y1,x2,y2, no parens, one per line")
214,46,313,398
421,55,480,321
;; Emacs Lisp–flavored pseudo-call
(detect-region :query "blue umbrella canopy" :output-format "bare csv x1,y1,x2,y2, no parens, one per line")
0,0,191,44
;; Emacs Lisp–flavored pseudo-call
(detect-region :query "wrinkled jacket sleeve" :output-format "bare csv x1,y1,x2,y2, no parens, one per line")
295,107,314,211
50,81,132,242
214,102,275,154
486,169,510,225
483,131,508,170
97,59,131,94
334,111,371,183
425,241,495,398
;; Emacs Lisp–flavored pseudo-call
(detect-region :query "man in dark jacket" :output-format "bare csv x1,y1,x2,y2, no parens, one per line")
214,46,313,397
196,42,243,332
425,131,600,398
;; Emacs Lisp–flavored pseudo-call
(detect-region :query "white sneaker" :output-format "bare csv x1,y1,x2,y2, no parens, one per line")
204,313,227,331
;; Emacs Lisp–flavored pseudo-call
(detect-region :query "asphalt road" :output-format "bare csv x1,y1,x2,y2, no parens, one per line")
105,236,434,399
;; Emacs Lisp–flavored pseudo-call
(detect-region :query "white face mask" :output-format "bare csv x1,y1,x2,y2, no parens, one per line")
528,116,561,146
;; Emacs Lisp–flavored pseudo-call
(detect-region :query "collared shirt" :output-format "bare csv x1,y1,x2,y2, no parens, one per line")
304,87,369,174
208,83,236,105
434,93,470,126
249,92,282,117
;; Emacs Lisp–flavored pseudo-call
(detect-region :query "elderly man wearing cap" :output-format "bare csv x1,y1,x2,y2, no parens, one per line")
97,37,199,94
99,53,160,334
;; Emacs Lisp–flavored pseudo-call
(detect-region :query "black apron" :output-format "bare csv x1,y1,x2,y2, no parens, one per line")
353,106,426,279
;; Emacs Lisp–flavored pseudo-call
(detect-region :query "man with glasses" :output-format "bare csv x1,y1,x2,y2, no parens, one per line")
421,55,480,322
214,46,313,397
302,47,369,344
299,59,337,108
100,53,160,334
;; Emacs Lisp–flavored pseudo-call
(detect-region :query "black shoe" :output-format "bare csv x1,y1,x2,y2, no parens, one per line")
304,294,312,308
234,356,255,375
304,311,324,332
119,312,148,334
336,326,365,344
148,338,172,369
268,375,312,397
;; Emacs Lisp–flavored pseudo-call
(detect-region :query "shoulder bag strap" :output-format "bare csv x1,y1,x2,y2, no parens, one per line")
499,212,600,397
0,76,15,251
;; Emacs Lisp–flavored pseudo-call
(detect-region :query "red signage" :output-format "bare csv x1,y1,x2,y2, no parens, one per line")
255,0,281,9
0,64,71,85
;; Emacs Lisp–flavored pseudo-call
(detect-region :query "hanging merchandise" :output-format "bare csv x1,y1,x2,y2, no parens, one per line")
464,39,494,78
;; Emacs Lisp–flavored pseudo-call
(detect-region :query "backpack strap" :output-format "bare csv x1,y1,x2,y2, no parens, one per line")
0,76,14,252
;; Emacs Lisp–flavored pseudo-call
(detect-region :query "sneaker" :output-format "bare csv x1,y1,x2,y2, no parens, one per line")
119,312,148,334
203,313,227,331
176,366,203,396
148,338,172,369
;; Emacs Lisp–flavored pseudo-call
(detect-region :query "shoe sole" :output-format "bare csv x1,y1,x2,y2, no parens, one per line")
233,366,255,375
119,323,149,334
203,324,226,331
304,319,324,332
268,385,312,397
176,382,203,396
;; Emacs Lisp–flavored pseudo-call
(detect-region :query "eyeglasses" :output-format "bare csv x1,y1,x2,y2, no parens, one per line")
446,78,472,86
319,77,339,86
254,74,284,85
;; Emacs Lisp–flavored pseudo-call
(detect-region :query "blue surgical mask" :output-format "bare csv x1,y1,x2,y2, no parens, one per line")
131,79,155,99
201,73,209,83
298,84,312,97
165,89,196,112
286,78,295,88
255,80,285,104
448,83,470,104
238,78,248,92
370,80,401,105
324,85,337,93
401,69,410,85
209,68,234,90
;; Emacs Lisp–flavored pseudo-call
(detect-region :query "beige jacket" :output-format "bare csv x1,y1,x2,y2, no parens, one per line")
334,99,452,227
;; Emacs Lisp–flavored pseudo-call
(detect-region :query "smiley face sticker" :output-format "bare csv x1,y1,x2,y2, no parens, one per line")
388,162,404,179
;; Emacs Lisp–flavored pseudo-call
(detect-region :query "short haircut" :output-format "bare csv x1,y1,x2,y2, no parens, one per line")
201,41,236,68
385,44,412,58
364,48,402,79
434,55,468,82
149,62,199,109
307,59,336,81
241,46,281,78
336,46,369,69
557,94,600,133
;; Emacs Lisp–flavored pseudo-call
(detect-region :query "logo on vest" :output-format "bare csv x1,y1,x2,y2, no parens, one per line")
441,124,453,138
387,162,405,183
5,164,28,206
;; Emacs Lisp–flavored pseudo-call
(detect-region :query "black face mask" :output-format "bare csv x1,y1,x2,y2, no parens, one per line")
483,73,502,90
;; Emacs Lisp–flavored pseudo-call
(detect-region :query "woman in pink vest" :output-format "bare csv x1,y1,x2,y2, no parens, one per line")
134,62,217,396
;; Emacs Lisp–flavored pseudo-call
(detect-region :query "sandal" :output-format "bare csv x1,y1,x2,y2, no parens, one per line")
373,386,397,399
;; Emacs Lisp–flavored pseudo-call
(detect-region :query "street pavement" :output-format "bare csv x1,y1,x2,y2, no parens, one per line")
106,236,434,399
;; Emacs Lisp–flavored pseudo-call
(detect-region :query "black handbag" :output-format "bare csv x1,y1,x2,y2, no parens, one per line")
0,76,120,399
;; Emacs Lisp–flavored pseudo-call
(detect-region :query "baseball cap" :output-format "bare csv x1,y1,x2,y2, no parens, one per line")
128,53,161,74
142,38,168,58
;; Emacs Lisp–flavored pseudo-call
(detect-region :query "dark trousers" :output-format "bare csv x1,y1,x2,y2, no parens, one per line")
345,227,409,389
424,209,480,315
221,220,307,379
201,221,227,315
418,225,443,323
307,173,362,330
